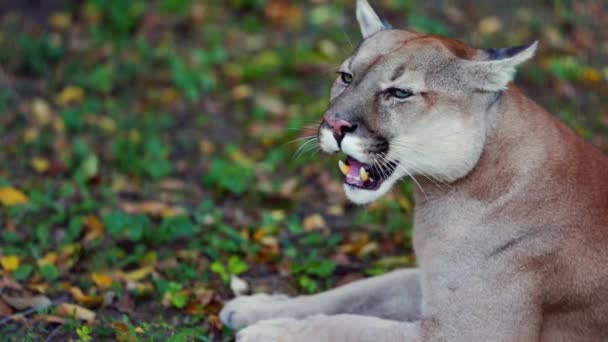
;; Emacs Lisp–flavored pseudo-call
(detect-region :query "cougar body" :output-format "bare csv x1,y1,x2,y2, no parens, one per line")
222,1,608,341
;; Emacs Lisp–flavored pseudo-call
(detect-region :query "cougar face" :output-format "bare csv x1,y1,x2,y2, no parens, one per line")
319,0,536,204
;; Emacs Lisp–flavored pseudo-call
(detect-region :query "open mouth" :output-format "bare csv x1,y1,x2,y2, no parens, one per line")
338,155,398,191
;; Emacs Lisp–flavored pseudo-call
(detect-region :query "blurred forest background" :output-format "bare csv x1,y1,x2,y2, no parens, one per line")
0,0,606,340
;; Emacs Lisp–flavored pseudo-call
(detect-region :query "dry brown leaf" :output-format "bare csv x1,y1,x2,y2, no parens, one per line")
83,215,104,243
69,287,103,307
34,314,66,324
114,294,135,314
120,201,184,218
0,297,14,316
0,288,52,310
57,303,96,323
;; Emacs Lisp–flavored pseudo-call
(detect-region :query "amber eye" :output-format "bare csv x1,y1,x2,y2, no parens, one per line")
388,88,413,99
339,72,353,84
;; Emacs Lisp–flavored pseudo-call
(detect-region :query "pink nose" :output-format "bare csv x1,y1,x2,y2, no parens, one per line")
323,115,355,139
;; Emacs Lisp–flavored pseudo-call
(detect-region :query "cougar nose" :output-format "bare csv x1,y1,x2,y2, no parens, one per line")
323,115,358,143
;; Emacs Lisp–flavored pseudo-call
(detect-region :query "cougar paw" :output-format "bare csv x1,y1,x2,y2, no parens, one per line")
220,293,290,330
236,318,297,342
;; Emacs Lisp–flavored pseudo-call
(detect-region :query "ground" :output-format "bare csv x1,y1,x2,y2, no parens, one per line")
0,0,606,341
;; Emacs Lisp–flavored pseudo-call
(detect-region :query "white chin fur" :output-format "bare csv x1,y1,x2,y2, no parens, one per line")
319,128,339,153
343,174,399,205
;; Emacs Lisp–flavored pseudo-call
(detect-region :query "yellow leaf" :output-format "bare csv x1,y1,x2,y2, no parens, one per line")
302,213,326,231
55,85,85,106
37,252,57,267
23,127,39,143
478,16,502,35
134,326,144,334
98,116,116,133
0,187,29,206
31,157,50,173
159,88,180,105
49,12,71,29
31,99,52,125
232,84,253,100
124,266,154,282
582,67,601,83
91,273,113,289
69,287,103,307
0,255,20,272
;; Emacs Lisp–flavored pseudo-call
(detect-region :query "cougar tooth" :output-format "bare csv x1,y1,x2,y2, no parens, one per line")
339,160,350,176
360,167,369,182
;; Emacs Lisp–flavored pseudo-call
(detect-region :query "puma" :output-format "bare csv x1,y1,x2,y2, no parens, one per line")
221,1,608,341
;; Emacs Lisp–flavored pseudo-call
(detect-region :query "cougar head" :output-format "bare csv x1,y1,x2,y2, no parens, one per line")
318,0,537,204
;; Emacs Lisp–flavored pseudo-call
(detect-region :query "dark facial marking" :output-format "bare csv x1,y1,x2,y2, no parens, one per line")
390,63,408,82
485,42,534,60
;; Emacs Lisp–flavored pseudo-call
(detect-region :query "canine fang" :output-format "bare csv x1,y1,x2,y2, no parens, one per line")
338,160,350,175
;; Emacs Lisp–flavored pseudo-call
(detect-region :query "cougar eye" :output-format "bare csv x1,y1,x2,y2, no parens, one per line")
388,88,413,99
339,72,353,84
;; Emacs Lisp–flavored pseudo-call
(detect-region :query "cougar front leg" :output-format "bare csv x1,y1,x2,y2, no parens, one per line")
220,268,421,330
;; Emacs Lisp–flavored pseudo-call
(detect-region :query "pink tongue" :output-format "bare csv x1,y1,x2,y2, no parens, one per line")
345,159,365,187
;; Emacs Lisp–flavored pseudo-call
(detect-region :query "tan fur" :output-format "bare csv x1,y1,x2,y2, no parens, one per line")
222,1,608,341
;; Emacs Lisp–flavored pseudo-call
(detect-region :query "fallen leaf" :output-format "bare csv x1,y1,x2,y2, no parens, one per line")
0,187,29,206
327,205,344,216
126,281,154,298
120,201,184,218
31,99,52,125
114,294,135,313
69,287,103,307
232,84,253,100
121,266,154,282
0,255,20,272
0,297,14,316
37,252,57,267
358,241,379,257
340,233,369,255
57,303,96,323
49,12,71,29
199,139,215,154
112,321,138,342
478,16,502,35
91,273,113,289
55,85,85,106
0,288,52,310
83,215,104,243
34,314,66,324
31,157,50,173
302,213,326,231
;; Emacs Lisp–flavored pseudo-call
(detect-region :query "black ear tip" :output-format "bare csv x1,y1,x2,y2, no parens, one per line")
484,41,537,60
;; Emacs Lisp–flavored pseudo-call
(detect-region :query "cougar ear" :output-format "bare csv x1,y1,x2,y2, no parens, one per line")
356,0,387,39
460,41,538,92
